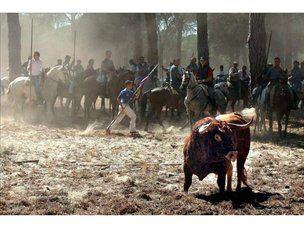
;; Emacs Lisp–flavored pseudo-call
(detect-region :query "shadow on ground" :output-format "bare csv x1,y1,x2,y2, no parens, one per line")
195,187,282,210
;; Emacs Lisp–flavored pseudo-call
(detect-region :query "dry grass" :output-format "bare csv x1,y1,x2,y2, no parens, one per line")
0,98,304,215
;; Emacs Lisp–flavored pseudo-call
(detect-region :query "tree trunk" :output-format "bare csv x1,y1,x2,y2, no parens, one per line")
175,14,183,60
196,13,209,60
7,13,21,81
133,14,143,60
248,13,267,89
283,14,292,69
144,13,158,65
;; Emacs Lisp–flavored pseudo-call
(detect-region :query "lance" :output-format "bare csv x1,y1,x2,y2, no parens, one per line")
266,30,272,65
73,30,76,61
106,64,159,132
30,18,33,58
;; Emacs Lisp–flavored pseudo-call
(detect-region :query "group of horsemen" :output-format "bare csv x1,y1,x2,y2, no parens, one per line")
23,50,302,120
166,56,302,110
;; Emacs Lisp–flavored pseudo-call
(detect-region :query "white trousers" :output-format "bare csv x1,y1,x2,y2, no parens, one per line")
110,104,136,132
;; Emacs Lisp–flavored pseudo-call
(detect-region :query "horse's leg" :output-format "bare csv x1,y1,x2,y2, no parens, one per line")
277,112,283,138
231,99,236,112
144,107,154,132
59,96,64,109
51,96,57,118
156,107,165,130
254,108,259,134
268,111,273,133
284,111,290,137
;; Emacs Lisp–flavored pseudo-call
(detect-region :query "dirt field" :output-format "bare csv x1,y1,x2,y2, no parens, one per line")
0,99,304,215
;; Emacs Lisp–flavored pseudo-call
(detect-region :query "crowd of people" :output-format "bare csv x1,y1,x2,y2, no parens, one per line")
5,50,304,133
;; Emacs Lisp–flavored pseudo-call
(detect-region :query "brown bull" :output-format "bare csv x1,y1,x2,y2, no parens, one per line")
183,115,252,193
215,112,253,191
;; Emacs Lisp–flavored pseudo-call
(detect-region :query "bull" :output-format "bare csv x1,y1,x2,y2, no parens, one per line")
183,114,252,193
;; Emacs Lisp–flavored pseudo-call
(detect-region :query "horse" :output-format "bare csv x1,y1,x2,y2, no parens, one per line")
180,71,227,128
267,77,293,137
82,68,135,121
41,66,71,118
144,83,184,131
226,81,250,112
253,85,267,134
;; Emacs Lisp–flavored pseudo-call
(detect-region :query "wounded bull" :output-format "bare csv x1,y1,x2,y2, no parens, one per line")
183,114,252,193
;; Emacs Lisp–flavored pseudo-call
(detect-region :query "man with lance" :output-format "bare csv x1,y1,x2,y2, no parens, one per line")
106,64,159,135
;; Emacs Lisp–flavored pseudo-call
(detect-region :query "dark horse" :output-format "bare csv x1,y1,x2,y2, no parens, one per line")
267,78,293,137
82,68,135,121
227,81,250,112
144,84,184,131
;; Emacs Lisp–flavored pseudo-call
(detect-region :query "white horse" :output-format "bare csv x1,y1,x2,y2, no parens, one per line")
41,65,70,118
181,71,227,127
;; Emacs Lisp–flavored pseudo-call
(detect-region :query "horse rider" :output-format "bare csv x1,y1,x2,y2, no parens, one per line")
22,56,31,76
215,65,227,83
129,59,139,74
56,59,63,66
83,59,97,79
197,56,216,108
162,62,173,84
186,57,199,78
239,65,251,104
265,57,298,109
290,60,303,94
301,61,304,79
106,80,138,135
99,50,116,86
69,59,84,94
27,51,43,104
63,55,75,70
228,61,241,98
134,56,150,88
239,65,251,89
170,58,183,93
252,62,273,104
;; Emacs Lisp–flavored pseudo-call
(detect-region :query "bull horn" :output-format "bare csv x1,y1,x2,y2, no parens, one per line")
198,121,212,134
227,117,253,129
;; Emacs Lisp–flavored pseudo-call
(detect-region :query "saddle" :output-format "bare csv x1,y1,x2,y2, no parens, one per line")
198,83,209,98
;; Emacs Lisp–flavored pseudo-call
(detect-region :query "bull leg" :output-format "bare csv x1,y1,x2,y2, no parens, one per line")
217,172,226,193
183,164,193,193
236,156,250,191
226,162,233,192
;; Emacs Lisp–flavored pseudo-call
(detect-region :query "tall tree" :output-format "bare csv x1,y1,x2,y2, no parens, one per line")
145,13,158,65
132,14,143,60
196,13,209,60
175,14,184,59
7,13,21,81
283,14,292,69
248,13,267,89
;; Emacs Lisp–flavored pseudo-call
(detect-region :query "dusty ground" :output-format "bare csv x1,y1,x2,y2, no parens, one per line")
0,98,304,215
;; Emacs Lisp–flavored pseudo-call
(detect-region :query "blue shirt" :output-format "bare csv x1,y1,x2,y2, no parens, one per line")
118,88,134,104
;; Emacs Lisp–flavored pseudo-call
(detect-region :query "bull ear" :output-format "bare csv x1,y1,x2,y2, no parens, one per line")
198,121,213,134
227,117,253,130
